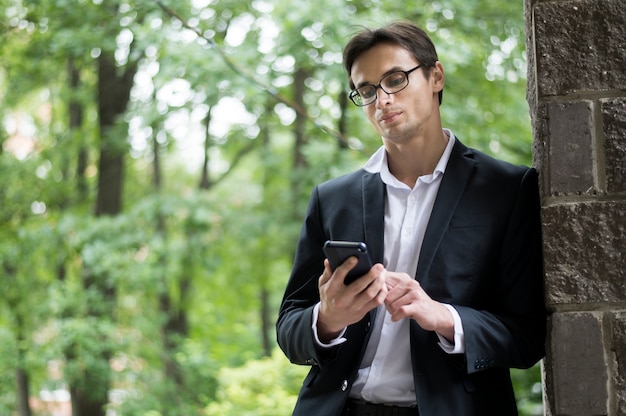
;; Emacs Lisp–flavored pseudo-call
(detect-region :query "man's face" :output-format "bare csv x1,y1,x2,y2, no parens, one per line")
350,42,443,144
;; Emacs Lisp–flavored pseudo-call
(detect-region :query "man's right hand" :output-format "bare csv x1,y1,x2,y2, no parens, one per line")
317,258,387,343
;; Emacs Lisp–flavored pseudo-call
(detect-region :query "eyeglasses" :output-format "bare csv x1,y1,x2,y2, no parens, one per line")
348,65,424,107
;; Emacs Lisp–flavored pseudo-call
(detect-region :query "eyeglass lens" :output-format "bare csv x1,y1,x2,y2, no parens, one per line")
349,65,422,107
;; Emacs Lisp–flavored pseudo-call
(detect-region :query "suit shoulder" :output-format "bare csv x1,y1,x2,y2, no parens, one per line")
316,169,372,193
465,145,533,179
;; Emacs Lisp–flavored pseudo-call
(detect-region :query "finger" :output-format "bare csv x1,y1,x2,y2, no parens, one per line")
386,292,415,318
384,271,402,287
389,309,410,322
384,290,399,306
385,283,415,311
348,263,383,292
318,259,334,288
374,278,390,303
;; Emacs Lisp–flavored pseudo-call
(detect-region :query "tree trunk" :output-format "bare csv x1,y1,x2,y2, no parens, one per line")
15,318,32,416
258,110,274,358
151,120,189,401
337,90,348,149
159,293,186,388
68,59,88,202
260,286,272,357
157,244,191,404
16,368,31,416
68,49,137,416
95,52,127,217
292,67,309,171
199,106,213,190
69,380,109,416
290,67,310,220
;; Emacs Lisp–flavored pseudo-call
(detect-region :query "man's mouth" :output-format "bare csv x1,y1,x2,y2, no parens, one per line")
380,111,401,124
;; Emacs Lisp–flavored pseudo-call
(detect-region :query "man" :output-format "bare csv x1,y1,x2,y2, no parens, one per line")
276,21,546,416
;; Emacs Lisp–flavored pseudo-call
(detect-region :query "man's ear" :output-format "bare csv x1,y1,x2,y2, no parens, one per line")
432,61,445,94
431,61,444,105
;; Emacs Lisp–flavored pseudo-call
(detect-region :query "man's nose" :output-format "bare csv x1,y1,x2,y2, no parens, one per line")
376,87,393,106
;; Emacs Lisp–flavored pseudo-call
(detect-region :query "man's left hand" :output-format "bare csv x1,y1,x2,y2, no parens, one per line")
384,272,455,342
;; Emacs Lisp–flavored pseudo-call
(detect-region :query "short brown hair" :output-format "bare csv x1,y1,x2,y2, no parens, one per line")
343,21,443,104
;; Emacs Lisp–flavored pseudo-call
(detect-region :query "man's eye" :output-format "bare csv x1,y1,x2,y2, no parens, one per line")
385,74,405,88
360,88,376,98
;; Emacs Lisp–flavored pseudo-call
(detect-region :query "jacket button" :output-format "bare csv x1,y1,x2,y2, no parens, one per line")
341,380,348,391
305,358,318,366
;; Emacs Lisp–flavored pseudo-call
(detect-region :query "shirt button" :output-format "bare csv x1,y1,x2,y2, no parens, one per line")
341,379,348,391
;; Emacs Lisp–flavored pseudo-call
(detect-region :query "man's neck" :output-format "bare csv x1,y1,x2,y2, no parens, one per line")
385,130,449,188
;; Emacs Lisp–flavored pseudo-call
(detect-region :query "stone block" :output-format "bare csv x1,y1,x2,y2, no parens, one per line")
612,311,626,415
542,201,626,305
602,98,626,193
547,312,608,415
533,0,626,97
530,103,550,195
546,101,595,195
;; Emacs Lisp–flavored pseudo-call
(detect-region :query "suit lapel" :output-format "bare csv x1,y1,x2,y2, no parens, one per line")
361,171,386,265
416,140,477,281
361,171,385,325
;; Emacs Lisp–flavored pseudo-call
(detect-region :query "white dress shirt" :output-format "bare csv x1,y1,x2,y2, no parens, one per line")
312,129,465,405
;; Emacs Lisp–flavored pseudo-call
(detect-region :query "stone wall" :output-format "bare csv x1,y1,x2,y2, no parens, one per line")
524,0,626,415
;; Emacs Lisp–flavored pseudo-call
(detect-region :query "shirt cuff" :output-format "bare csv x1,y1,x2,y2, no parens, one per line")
437,304,465,354
312,302,347,348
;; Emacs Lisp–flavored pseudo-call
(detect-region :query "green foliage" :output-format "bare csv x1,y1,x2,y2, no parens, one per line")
0,327,18,411
0,0,541,414
512,364,545,416
205,349,307,416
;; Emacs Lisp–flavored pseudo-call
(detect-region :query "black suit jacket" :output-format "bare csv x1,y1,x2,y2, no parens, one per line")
277,139,546,416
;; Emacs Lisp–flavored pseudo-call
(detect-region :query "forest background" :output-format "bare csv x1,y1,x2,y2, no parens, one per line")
0,0,544,415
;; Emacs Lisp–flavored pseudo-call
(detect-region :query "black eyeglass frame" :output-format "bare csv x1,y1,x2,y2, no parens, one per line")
348,64,424,107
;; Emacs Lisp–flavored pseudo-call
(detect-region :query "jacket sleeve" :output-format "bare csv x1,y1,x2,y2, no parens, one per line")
458,167,547,374
276,186,340,367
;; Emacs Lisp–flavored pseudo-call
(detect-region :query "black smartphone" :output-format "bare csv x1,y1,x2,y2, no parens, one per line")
323,241,373,285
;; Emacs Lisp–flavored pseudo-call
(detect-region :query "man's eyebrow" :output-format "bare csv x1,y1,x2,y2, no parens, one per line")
354,66,406,88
